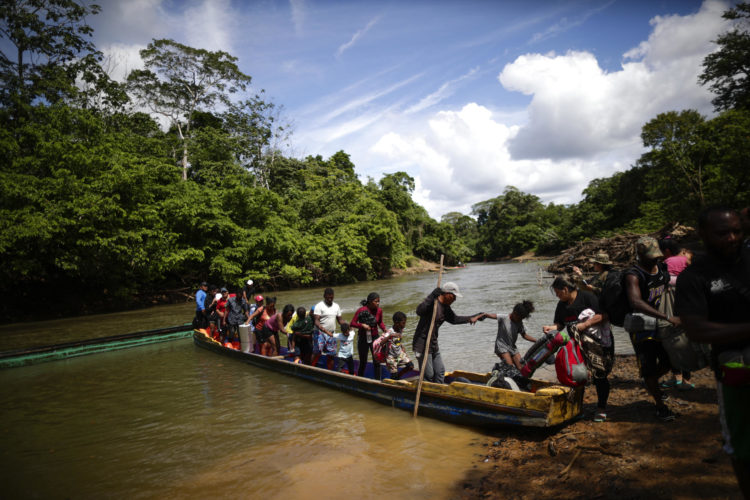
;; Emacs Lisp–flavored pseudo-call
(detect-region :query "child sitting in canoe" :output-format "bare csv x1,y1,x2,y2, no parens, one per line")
290,306,315,364
382,311,414,380
335,322,355,374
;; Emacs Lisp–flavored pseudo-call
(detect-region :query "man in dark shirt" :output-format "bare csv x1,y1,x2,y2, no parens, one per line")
675,207,750,497
412,282,483,384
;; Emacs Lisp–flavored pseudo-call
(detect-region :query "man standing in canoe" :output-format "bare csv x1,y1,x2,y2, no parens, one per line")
413,282,484,384
193,282,208,329
313,288,345,370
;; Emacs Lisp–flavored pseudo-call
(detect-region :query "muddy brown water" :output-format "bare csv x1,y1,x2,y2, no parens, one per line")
0,262,634,498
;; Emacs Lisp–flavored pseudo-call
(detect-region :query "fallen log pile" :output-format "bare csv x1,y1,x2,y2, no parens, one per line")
546,222,697,274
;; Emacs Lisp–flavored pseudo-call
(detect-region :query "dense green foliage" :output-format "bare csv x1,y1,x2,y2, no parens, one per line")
699,2,750,112
0,1,748,320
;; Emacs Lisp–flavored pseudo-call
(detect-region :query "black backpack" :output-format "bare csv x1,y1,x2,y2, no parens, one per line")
600,267,644,327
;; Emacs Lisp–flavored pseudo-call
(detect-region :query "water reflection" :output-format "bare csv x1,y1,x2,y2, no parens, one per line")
0,341,484,499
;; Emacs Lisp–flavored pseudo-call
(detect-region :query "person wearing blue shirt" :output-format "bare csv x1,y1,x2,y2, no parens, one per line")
193,282,208,328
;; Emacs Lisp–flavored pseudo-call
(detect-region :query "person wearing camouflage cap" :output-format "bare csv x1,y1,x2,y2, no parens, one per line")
572,252,613,295
625,236,681,421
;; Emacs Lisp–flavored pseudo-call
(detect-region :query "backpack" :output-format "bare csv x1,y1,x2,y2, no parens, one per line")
555,340,588,387
372,335,388,363
576,329,614,376
486,363,529,391
600,267,646,327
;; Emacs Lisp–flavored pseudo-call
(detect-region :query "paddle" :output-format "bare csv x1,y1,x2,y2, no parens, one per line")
413,254,444,418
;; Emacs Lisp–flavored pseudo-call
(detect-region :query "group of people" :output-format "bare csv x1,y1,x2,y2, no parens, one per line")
191,206,749,496
397,206,748,496
194,286,417,380
518,206,747,496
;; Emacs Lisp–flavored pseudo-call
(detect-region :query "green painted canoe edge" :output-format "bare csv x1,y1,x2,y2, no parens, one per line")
0,330,193,369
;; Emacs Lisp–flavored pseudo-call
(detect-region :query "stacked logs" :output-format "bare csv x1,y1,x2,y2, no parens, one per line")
546,223,697,274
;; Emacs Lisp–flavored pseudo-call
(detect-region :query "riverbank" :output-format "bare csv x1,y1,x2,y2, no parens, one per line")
455,355,741,499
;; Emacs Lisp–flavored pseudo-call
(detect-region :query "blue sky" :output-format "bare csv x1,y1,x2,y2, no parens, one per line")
90,0,730,219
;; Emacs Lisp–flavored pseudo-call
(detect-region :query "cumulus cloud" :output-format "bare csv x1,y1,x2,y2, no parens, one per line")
501,0,728,160
371,103,591,216
368,1,729,218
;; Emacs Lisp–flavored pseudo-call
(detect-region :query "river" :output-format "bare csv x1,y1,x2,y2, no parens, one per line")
0,262,633,499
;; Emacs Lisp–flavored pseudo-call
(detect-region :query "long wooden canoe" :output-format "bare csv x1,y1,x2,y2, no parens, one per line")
193,331,584,428
0,324,193,369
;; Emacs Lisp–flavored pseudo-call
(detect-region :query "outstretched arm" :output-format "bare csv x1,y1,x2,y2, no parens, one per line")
521,332,537,343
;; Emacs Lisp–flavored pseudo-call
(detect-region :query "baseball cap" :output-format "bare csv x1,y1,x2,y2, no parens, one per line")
246,279,253,286
254,295,264,302
441,282,462,298
636,237,663,259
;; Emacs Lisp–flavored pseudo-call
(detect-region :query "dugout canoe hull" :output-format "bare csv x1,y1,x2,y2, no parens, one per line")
0,324,193,369
193,331,584,428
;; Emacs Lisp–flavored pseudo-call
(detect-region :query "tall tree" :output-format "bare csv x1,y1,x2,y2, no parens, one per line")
637,110,711,222
0,0,101,113
222,95,275,187
699,2,750,111
127,39,252,180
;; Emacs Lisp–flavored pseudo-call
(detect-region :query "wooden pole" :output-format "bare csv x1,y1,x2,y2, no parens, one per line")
413,254,444,418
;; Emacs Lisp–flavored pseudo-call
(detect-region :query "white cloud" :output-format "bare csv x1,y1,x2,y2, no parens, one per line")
182,0,239,53
371,103,593,217
501,0,728,160
99,43,146,82
336,16,380,58
93,0,166,43
367,1,730,219
95,0,243,63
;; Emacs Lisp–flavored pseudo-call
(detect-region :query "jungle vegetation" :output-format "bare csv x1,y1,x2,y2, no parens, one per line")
1,1,748,320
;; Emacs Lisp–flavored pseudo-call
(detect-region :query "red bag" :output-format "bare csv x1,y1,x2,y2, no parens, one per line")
555,340,588,387
372,335,389,363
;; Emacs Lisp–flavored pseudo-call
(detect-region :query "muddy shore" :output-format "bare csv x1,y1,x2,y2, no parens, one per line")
454,355,742,499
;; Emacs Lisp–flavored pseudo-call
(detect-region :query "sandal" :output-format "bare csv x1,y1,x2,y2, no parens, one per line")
660,379,676,389
676,380,695,390
593,412,607,422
